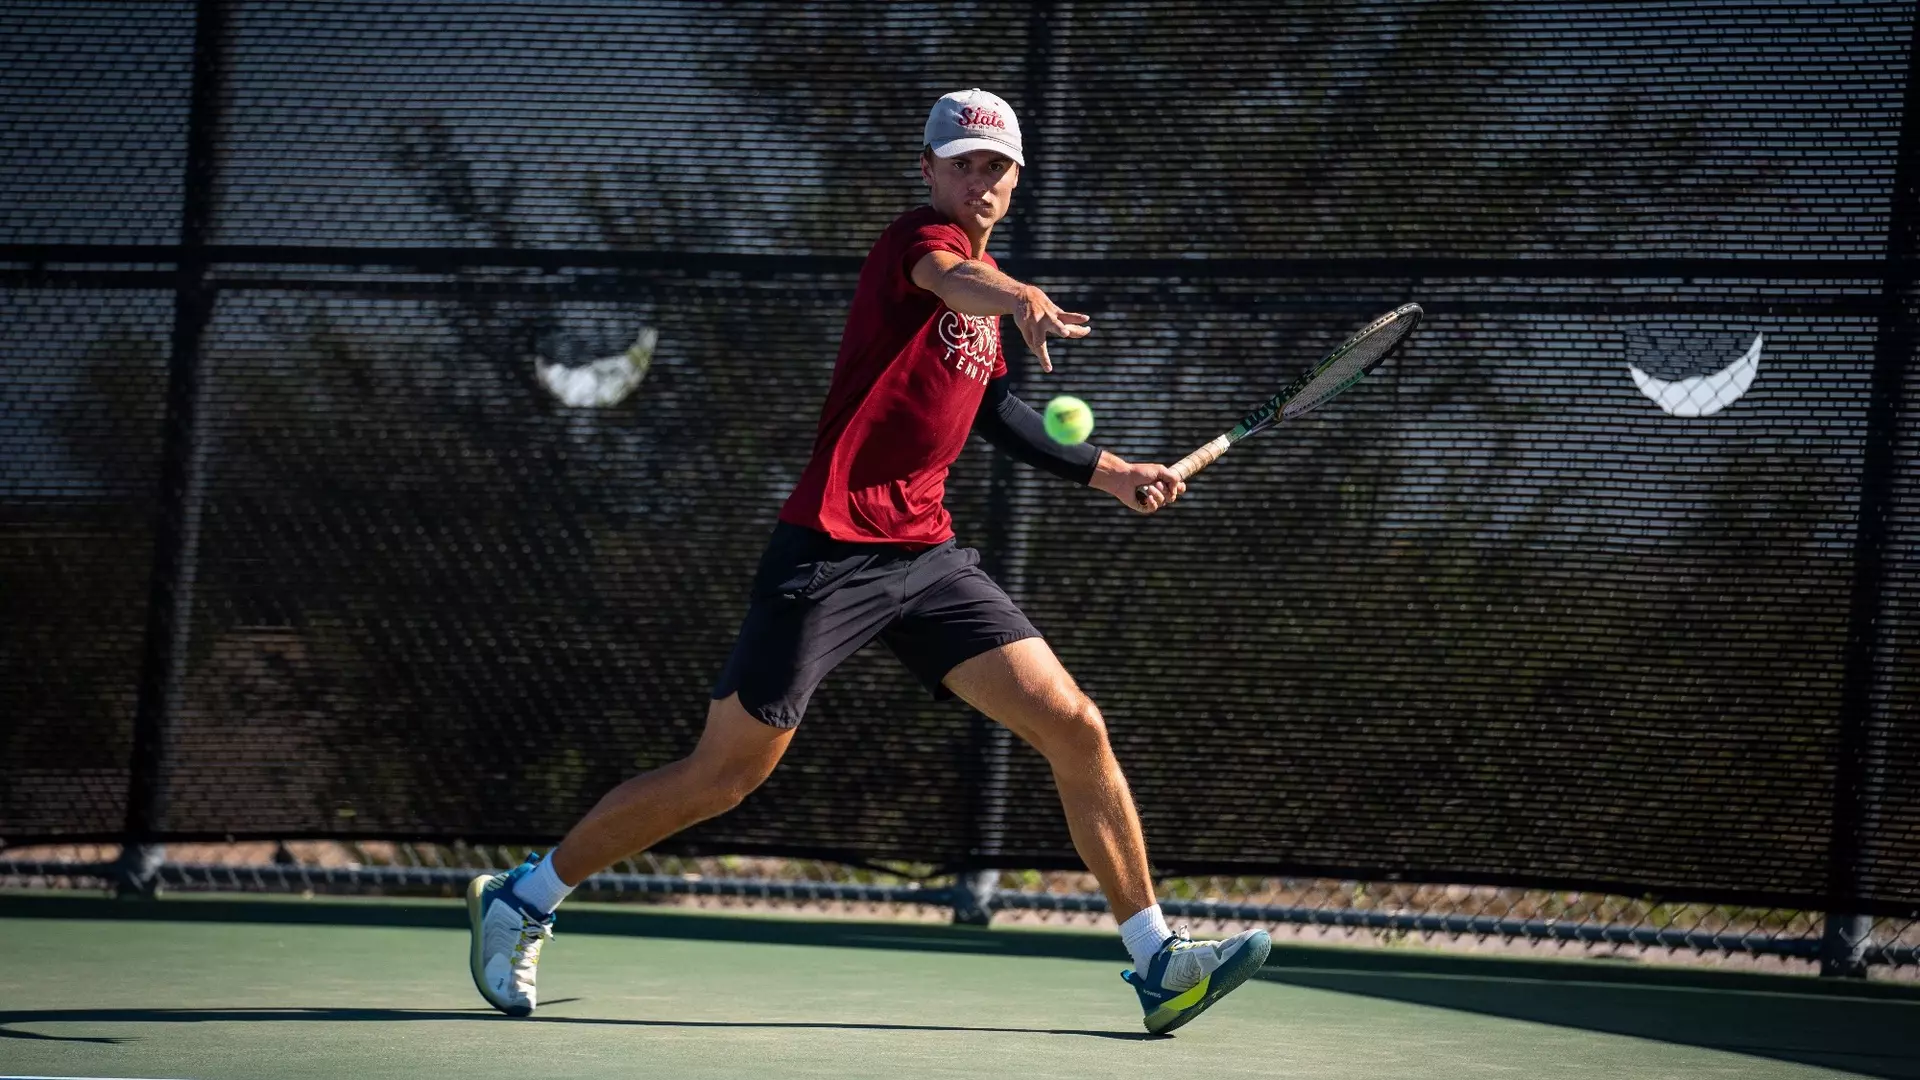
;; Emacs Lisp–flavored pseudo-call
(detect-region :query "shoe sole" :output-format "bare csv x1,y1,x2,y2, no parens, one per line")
1145,930,1273,1035
466,873,532,1017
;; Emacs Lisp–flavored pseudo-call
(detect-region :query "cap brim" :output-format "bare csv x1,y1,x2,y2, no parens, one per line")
930,137,1025,167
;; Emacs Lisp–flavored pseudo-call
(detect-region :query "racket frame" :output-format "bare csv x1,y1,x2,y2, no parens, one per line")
1138,302,1422,504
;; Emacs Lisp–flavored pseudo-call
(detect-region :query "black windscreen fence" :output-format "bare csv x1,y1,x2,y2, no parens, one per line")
2,1,1916,917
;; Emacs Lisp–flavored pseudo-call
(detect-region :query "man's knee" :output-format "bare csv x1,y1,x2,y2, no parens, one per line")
686,695,788,813
1036,695,1112,761
674,749,769,815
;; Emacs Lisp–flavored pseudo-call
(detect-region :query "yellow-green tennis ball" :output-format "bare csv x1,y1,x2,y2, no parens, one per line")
1043,395,1094,445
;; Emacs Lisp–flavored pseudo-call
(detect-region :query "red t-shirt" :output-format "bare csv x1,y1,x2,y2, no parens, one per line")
779,206,1007,548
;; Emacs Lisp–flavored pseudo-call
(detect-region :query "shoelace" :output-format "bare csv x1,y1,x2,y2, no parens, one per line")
1152,922,1213,980
511,919,554,972
1123,925,1205,987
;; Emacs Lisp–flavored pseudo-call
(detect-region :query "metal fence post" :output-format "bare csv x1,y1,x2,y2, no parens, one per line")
120,0,227,897
1820,4,1920,977
1819,914,1874,979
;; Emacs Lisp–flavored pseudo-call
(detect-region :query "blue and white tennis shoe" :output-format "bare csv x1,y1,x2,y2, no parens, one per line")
1122,925,1272,1034
467,855,556,1017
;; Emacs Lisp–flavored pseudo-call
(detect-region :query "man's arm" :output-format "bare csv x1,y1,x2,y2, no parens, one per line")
911,249,1089,371
974,378,1188,513
974,377,1101,485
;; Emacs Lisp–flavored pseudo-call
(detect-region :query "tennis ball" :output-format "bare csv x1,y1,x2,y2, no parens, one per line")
1043,395,1094,445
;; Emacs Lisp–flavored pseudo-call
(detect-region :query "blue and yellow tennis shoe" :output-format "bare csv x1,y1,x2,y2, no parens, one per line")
466,855,556,1017
1122,925,1272,1034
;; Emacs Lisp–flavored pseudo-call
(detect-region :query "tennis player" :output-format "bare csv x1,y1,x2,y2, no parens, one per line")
468,88,1270,1035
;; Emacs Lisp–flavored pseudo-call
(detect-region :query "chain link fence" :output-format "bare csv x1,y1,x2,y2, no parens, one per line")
6,844,1914,979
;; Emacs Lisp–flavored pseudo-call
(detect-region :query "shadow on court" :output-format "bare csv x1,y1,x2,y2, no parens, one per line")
1256,963,1920,1080
6,893,1916,1075
0,1004,1156,1045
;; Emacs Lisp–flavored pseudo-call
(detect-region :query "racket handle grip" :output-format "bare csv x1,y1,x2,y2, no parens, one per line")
1134,434,1231,509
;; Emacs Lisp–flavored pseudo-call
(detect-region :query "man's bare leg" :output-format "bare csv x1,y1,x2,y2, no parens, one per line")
467,693,791,1017
549,693,795,885
940,638,1154,922
941,637,1271,1034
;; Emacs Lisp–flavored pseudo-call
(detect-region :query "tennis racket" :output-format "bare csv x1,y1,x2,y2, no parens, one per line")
1137,302,1422,507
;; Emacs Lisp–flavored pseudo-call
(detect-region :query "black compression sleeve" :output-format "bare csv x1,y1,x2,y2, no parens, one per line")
973,376,1102,486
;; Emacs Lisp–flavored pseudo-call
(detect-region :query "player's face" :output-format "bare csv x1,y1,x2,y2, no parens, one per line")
922,149,1020,234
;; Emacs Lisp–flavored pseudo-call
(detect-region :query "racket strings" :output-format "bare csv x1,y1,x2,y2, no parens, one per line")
1282,314,1415,419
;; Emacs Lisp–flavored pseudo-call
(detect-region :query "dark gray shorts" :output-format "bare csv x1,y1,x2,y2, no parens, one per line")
712,522,1041,729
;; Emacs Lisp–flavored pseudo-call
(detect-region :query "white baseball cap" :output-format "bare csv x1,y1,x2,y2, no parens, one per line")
924,88,1024,166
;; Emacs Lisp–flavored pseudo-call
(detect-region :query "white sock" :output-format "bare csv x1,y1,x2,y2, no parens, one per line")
1119,904,1173,972
510,851,575,915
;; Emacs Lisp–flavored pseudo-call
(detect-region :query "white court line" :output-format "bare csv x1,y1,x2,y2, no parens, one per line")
1,1075,197,1079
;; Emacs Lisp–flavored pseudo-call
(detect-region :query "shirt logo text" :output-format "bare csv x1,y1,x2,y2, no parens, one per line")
936,310,999,386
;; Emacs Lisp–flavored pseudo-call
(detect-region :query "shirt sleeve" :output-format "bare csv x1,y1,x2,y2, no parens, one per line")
973,375,1101,486
900,221,972,292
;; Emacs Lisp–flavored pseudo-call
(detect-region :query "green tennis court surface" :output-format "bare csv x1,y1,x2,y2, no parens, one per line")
3,894,1915,1080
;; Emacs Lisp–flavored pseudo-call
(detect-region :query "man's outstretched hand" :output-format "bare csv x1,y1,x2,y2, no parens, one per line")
1013,284,1090,372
